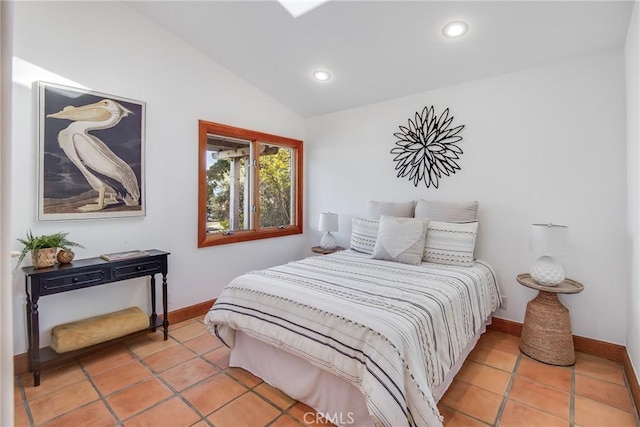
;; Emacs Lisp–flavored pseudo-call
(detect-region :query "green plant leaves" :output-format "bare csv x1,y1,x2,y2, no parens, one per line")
15,229,84,268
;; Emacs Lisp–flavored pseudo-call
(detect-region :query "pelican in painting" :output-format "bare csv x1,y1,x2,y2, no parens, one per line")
47,99,140,212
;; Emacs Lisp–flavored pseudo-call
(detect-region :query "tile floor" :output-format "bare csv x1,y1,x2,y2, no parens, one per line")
14,316,640,426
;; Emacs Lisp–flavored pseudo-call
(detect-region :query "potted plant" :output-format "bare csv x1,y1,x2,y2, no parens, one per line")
16,230,84,269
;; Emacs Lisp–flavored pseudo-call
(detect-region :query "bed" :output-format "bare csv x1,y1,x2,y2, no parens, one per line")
204,248,501,427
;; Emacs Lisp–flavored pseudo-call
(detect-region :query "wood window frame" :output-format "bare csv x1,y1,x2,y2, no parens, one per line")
198,120,303,247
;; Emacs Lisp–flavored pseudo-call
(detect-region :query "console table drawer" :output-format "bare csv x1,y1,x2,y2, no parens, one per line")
41,269,106,294
112,260,162,278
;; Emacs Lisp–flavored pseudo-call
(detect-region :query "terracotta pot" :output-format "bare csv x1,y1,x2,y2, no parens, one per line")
32,247,57,269
57,250,74,264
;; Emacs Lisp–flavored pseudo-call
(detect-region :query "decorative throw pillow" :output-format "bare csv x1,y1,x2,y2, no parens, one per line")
372,216,429,265
423,221,478,266
350,217,380,255
414,200,478,223
367,200,415,219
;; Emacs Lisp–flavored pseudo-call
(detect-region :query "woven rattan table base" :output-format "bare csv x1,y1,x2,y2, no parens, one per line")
520,290,575,366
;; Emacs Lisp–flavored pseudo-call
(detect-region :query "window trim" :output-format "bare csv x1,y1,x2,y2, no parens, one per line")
198,120,303,247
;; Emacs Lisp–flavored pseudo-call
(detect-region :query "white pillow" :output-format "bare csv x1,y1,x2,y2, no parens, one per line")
350,217,380,255
414,200,478,223
367,200,415,219
423,221,478,266
372,216,429,265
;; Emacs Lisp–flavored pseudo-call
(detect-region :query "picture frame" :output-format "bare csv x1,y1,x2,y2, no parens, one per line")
37,81,146,221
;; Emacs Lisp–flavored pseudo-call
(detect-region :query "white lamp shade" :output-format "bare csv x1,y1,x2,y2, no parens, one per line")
530,223,567,257
530,223,568,286
319,212,339,232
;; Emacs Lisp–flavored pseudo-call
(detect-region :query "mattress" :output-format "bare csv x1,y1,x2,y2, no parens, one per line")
205,250,501,427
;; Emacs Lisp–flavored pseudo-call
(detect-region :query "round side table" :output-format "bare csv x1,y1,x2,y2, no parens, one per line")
517,273,584,366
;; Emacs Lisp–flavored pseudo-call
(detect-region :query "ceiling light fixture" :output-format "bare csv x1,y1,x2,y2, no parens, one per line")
442,21,469,38
278,0,329,18
313,70,331,81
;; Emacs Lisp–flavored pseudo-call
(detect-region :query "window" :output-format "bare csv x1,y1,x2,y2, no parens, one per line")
198,120,303,247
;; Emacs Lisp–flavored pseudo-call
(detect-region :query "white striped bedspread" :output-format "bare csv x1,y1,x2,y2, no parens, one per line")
204,250,501,427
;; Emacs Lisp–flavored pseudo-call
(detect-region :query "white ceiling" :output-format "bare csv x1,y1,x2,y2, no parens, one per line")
129,1,634,118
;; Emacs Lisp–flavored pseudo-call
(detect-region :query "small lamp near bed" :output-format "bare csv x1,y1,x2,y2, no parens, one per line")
530,223,568,286
319,212,339,250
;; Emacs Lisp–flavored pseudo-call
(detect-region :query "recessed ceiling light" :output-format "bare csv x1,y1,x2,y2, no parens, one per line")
313,70,331,81
442,21,468,38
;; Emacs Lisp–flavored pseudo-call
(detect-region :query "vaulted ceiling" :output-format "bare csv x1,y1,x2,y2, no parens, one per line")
129,1,634,118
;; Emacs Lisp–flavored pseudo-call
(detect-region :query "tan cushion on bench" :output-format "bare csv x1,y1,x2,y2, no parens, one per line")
51,307,149,353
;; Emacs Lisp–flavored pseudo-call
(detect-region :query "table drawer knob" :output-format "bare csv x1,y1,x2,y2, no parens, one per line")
136,266,142,271
72,277,79,283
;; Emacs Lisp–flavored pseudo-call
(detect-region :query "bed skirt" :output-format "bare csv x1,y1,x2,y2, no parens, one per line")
229,318,491,427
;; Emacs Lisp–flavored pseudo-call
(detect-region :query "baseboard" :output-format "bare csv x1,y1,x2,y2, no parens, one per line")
489,317,626,362
573,335,626,362
490,316,639,414
488,317,522,337
14,299,217,376
164,299,215,324
14,353,28,377
623,349,640,415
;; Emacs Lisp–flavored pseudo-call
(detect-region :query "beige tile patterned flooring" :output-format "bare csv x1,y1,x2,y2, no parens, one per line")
14,316,640,426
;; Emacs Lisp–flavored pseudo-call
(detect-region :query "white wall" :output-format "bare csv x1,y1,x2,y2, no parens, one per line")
625,2,640,381
10,1,306,353
1,2,14,425
8,1,634,357
306,50,628,344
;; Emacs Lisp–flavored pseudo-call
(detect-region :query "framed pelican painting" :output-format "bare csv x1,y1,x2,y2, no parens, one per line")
37,81,146,221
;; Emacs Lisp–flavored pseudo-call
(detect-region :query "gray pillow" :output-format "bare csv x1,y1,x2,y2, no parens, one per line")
367,200,415,219
372,216,429,265
414,200,478,223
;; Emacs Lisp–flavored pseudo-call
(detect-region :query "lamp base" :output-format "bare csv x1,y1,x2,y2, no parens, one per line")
320,232,337,250
530,255,565,286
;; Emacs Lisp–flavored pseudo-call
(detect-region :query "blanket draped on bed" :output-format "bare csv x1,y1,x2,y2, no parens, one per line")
205,250,500,427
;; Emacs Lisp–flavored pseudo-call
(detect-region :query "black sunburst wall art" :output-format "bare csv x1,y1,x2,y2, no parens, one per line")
391,106,465,188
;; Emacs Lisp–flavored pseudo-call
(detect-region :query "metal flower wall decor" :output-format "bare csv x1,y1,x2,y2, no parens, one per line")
391,106,465,188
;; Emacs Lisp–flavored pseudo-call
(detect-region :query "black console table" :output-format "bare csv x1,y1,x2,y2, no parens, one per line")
22,249,170,386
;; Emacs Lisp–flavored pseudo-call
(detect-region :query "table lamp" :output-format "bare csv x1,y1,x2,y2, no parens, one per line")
530,223,568,286
319,212,339,250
